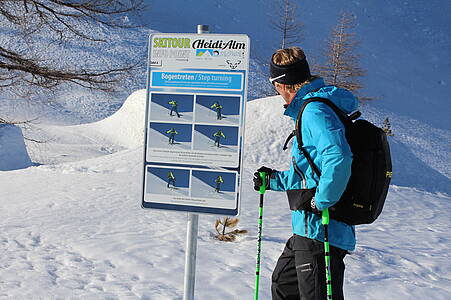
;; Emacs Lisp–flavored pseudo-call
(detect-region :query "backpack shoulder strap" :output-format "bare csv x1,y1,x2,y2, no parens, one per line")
295,97,352,178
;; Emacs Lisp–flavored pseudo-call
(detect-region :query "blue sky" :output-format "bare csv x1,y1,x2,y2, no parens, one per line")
196,95,240,115
194,125,238,146
151,93,194,113
148,166,190,188
192,170,236,192
150,122,192,142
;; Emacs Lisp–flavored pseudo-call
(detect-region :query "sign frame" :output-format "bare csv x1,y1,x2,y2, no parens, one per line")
141,32,250,216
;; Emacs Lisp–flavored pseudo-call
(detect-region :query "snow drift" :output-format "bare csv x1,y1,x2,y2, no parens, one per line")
0,124,32,171
244,96,451,195
74,89,147,149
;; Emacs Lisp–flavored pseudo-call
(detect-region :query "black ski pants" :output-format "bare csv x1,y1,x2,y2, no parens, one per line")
271,235,347,300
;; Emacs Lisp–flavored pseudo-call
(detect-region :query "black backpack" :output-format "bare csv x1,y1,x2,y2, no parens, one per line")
285,97,392,225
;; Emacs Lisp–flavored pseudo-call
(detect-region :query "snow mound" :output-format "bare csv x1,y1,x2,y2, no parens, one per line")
0,124,32,171
245,96,451,195
76,89,147,149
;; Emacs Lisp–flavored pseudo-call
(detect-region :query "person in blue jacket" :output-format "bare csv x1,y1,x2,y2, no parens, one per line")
253,47,358,300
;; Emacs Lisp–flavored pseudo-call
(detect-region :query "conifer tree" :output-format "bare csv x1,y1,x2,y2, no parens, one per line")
320,12,371,101
271,0,304,49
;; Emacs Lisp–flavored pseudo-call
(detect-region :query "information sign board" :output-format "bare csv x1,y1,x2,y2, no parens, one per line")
142,33,250,215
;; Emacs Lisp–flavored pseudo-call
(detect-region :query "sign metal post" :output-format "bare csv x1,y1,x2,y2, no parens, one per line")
142,24,250,300
182,24,209,300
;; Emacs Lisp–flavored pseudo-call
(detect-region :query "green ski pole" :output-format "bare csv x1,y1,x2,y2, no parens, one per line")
322,208,332,299
254,172,267,300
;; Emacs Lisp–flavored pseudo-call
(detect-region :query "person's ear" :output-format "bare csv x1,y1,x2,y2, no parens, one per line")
274,82,284,91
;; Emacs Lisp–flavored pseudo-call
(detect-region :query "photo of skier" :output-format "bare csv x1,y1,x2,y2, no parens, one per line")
148,122,192,150
210,101,223,120
195,95,240,125
167,128,178,144
213,129,225,147
146,167,189,197
191,170,236,200
167,171,176,188
193,125,238,153
214,175,224,193
168,100,180,118
149,93,194,123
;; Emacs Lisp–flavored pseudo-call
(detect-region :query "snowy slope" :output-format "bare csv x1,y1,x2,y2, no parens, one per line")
1,94,450,299
25,90,451,193
140,0,451,130
23,90,147,165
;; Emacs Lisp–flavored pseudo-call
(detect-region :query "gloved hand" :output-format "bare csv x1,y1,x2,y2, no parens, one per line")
253,166,274,191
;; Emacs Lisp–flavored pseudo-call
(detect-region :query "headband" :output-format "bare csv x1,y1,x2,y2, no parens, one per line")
269,55,311,85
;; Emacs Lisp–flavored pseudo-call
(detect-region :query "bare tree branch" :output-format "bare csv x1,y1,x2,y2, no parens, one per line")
271,0,304,49
0,0,144,93
319,12,372,102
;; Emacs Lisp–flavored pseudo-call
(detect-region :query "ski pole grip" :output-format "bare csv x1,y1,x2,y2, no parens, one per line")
322,208,330,225
259,172,267,195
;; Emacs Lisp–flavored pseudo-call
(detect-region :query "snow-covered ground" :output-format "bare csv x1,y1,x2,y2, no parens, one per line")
1,92,450,299
1,0,450,298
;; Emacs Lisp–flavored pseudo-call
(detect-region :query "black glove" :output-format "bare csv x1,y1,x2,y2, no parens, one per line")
253,166,274,191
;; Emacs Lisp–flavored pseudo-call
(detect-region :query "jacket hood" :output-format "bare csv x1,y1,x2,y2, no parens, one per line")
284,77,359,119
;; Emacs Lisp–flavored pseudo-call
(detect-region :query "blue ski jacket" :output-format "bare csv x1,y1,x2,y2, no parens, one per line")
269,77,358,251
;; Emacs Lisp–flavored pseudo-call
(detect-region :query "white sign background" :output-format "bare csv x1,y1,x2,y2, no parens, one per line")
142,33,250,216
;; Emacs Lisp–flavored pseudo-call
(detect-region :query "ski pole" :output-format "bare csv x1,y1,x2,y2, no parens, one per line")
254,171,267,300
322,208,332,299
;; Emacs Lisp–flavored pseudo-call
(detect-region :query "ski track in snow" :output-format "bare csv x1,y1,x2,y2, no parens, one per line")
1,95,450,299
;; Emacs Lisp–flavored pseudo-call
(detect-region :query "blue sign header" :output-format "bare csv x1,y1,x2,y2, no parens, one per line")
151,71,243,91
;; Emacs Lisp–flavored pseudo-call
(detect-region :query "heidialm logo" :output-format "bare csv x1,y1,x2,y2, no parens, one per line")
192,39,246,50
196,49,221,57
153,37,191,48
153,37,246,51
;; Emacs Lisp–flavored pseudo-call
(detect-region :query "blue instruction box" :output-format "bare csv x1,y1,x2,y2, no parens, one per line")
151,71,243,91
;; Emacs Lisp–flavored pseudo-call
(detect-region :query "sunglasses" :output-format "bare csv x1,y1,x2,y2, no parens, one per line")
268,74,286,85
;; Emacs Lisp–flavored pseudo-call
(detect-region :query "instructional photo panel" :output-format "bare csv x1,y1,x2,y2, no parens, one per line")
146,166,190,197
193,124,238,152
191,170,236,201
150,93,194,123
195,95,240,126
148,122,193,150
